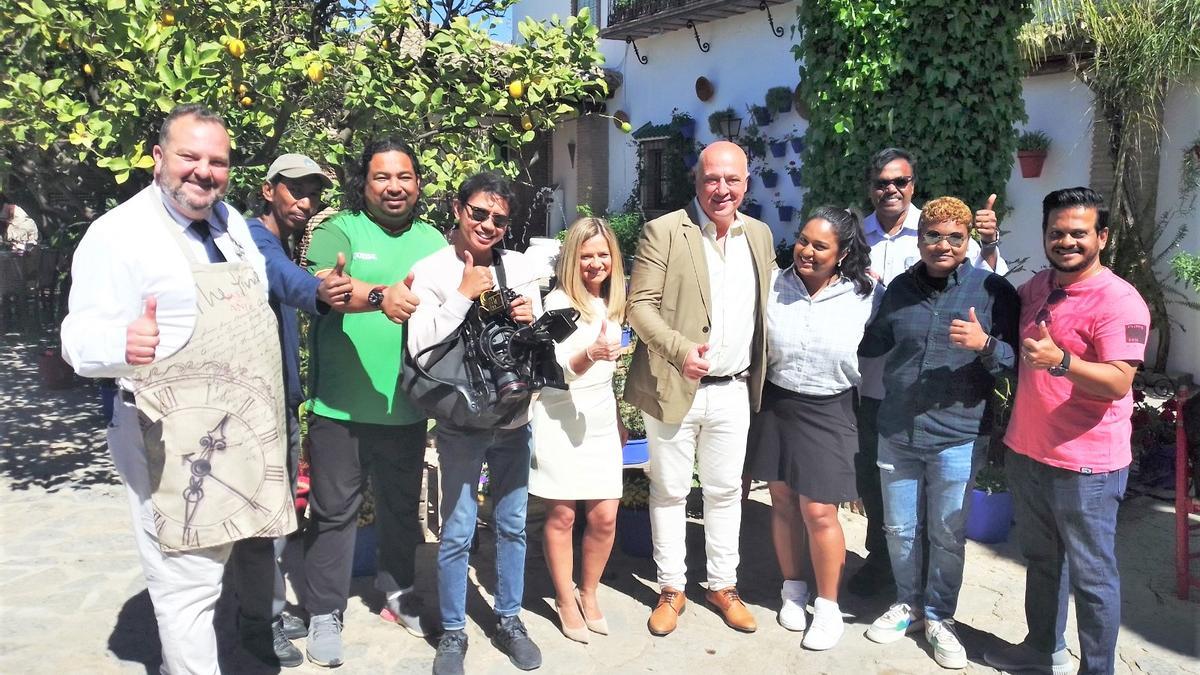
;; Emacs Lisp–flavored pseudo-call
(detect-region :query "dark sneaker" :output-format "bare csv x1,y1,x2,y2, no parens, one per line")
280,610,307,640
305,610,344,667
491,615,542,671
241,616,304,668
847,557,894,597
433,629,468,675
984,641,1072,675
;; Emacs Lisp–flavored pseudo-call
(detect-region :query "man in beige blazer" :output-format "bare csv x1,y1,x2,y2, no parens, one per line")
624,140,776,636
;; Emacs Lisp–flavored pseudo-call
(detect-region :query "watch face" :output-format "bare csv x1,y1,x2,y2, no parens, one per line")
136,375,293,550
368,288,384,307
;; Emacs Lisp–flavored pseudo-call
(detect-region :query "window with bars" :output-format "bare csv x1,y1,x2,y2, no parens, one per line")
572,0,600,23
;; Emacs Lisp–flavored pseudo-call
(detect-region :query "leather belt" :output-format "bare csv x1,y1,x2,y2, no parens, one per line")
700,370,748,385
118,389,136,405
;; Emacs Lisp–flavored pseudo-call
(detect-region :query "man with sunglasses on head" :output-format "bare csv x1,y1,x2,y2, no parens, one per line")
858,197,1018,670
985,188,1149,675
850,147,1008,597
238,153,354,668
407,172,544,675
300,138,447,667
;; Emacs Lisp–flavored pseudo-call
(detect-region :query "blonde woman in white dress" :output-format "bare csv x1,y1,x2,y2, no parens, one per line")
530,217,627,643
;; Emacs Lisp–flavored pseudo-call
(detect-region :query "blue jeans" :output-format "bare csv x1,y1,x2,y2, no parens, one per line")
436,423,532,631
1007,450,1127,675
878,436,983,621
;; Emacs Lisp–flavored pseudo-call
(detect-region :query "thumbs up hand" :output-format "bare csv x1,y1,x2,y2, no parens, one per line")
317,252,354,306
584,321,620,363
381,271,420,324
125,296,160,365
457,250,494,300
683,342,711,381
974,193,1000,246
949,306,990,351
1020,321,1065,370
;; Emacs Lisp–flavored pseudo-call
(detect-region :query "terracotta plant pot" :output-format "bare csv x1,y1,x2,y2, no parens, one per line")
1018,150,1047,178
695,76,714,102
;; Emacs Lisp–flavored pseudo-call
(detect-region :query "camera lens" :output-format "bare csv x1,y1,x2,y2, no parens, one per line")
495,371,529,401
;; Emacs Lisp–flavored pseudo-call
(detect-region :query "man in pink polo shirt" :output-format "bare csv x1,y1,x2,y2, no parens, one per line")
985,187,1150,675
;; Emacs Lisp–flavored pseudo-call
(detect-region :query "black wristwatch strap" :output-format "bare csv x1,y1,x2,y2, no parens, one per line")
979,335,997,356
1049,350,1072,376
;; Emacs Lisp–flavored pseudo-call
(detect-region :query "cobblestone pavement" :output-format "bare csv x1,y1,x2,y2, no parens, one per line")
2,327,1197,674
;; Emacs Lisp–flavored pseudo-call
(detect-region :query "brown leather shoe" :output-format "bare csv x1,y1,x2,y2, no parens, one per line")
705,586,757,632
647,588,686,636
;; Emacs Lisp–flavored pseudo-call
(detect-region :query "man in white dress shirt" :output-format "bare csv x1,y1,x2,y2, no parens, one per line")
61,104,279,674
849,147,1007,597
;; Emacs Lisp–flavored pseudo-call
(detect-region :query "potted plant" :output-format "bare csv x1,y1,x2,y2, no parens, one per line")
1017,129,1051,178
766,85,793,114
789,129,805,154
774,198,795,222
739,125,767,160
965,460,1014,543
748,103,773,127
742,196,763,220
768,136,788,158
786,161,803,187
671,108,697,140
759,167,780,189
617,469,652,558
708,107,739,136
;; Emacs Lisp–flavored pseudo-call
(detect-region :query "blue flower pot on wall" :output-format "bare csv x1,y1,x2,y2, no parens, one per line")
751,108,773,126
617,507,653,558
769,141,788,158
790,137,805,154
777,205,795,221
743,203,763,219
965,489,1014,544
761,172,779,189
677,118,696,139
789,171,803,187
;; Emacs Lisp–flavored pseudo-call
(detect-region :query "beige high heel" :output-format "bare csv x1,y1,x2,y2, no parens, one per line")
555,600,590,643
575,587,609,635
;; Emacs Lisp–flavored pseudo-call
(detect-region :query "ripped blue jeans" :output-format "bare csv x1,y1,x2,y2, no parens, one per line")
877,437,984,621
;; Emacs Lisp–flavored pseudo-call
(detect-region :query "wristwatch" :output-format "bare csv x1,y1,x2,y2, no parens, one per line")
367,285,387,308
979,335,997,356
1048,350,1072,377
980,236,1001,249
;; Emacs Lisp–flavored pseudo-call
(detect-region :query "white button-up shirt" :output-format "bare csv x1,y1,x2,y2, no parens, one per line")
60,184,265,385
694,200,755,378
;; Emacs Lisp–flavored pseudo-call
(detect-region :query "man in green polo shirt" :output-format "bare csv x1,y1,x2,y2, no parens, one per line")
301,137,447,668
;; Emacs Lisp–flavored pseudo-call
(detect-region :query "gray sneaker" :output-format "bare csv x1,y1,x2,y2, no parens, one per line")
305,610,344,668
383,592,428,637
240,616,303,668
491,615,542,671
984,641,1072,675
433,629,468,675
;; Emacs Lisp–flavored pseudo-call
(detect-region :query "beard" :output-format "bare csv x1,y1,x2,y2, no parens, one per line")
1048,246,1099,273
158,174,225,214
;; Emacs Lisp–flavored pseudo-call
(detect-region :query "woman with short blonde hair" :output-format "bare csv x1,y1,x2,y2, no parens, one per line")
530,216,628,642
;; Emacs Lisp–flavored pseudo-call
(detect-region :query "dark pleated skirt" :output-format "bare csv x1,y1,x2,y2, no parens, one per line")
745,380,860,504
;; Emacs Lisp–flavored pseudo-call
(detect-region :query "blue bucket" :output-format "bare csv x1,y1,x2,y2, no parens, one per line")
623,438,649,465
965,489,1014,544
617,507,653,558
621,326,633,348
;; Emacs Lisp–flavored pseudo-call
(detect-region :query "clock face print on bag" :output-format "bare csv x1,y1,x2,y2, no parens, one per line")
138,373,293,550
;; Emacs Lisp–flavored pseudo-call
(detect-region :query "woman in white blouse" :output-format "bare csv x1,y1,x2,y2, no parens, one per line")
745,206,879,650
529,217,627,643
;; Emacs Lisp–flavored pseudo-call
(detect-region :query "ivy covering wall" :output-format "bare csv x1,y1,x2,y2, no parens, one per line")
794,2,1033,215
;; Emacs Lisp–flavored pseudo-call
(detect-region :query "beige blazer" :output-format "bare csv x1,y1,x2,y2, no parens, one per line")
623,202,776,425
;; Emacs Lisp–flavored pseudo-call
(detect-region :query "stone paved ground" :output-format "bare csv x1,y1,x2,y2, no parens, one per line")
2,318,1197,675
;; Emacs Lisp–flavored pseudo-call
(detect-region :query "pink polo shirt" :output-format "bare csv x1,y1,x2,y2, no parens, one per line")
1005,268,1150,474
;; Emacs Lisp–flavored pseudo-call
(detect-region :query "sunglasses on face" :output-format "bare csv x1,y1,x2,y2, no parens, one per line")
921,231,967,247
464,203,511,229
1035,287,1068,326
872,176,913,191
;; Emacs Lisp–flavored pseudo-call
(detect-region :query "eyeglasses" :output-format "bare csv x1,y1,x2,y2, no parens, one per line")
464,203,511,229
1035,288,1068,325
872,176,913,191
920,231,967,247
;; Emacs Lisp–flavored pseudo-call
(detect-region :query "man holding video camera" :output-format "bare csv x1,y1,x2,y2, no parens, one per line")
407,172,545,675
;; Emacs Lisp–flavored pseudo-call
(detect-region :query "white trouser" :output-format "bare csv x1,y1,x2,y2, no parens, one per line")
108,399,233,675
643,379,750,591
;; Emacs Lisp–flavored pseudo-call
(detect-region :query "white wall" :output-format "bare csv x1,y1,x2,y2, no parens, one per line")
1002,71,1095,287
1157,83,1200,377
601,2,804,244
548,118,577,234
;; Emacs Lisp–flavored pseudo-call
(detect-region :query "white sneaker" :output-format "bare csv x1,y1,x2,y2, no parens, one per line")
865,603,924,644
926,619,968,669
801,597,844,650
778,580,808,632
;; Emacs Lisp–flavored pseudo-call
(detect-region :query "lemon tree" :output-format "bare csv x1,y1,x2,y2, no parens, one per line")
0,0,606,225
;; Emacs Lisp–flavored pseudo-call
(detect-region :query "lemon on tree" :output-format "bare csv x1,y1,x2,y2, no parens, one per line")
161,10,176,26
227,38,246,59
306,62,326,83
508,79,524,99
